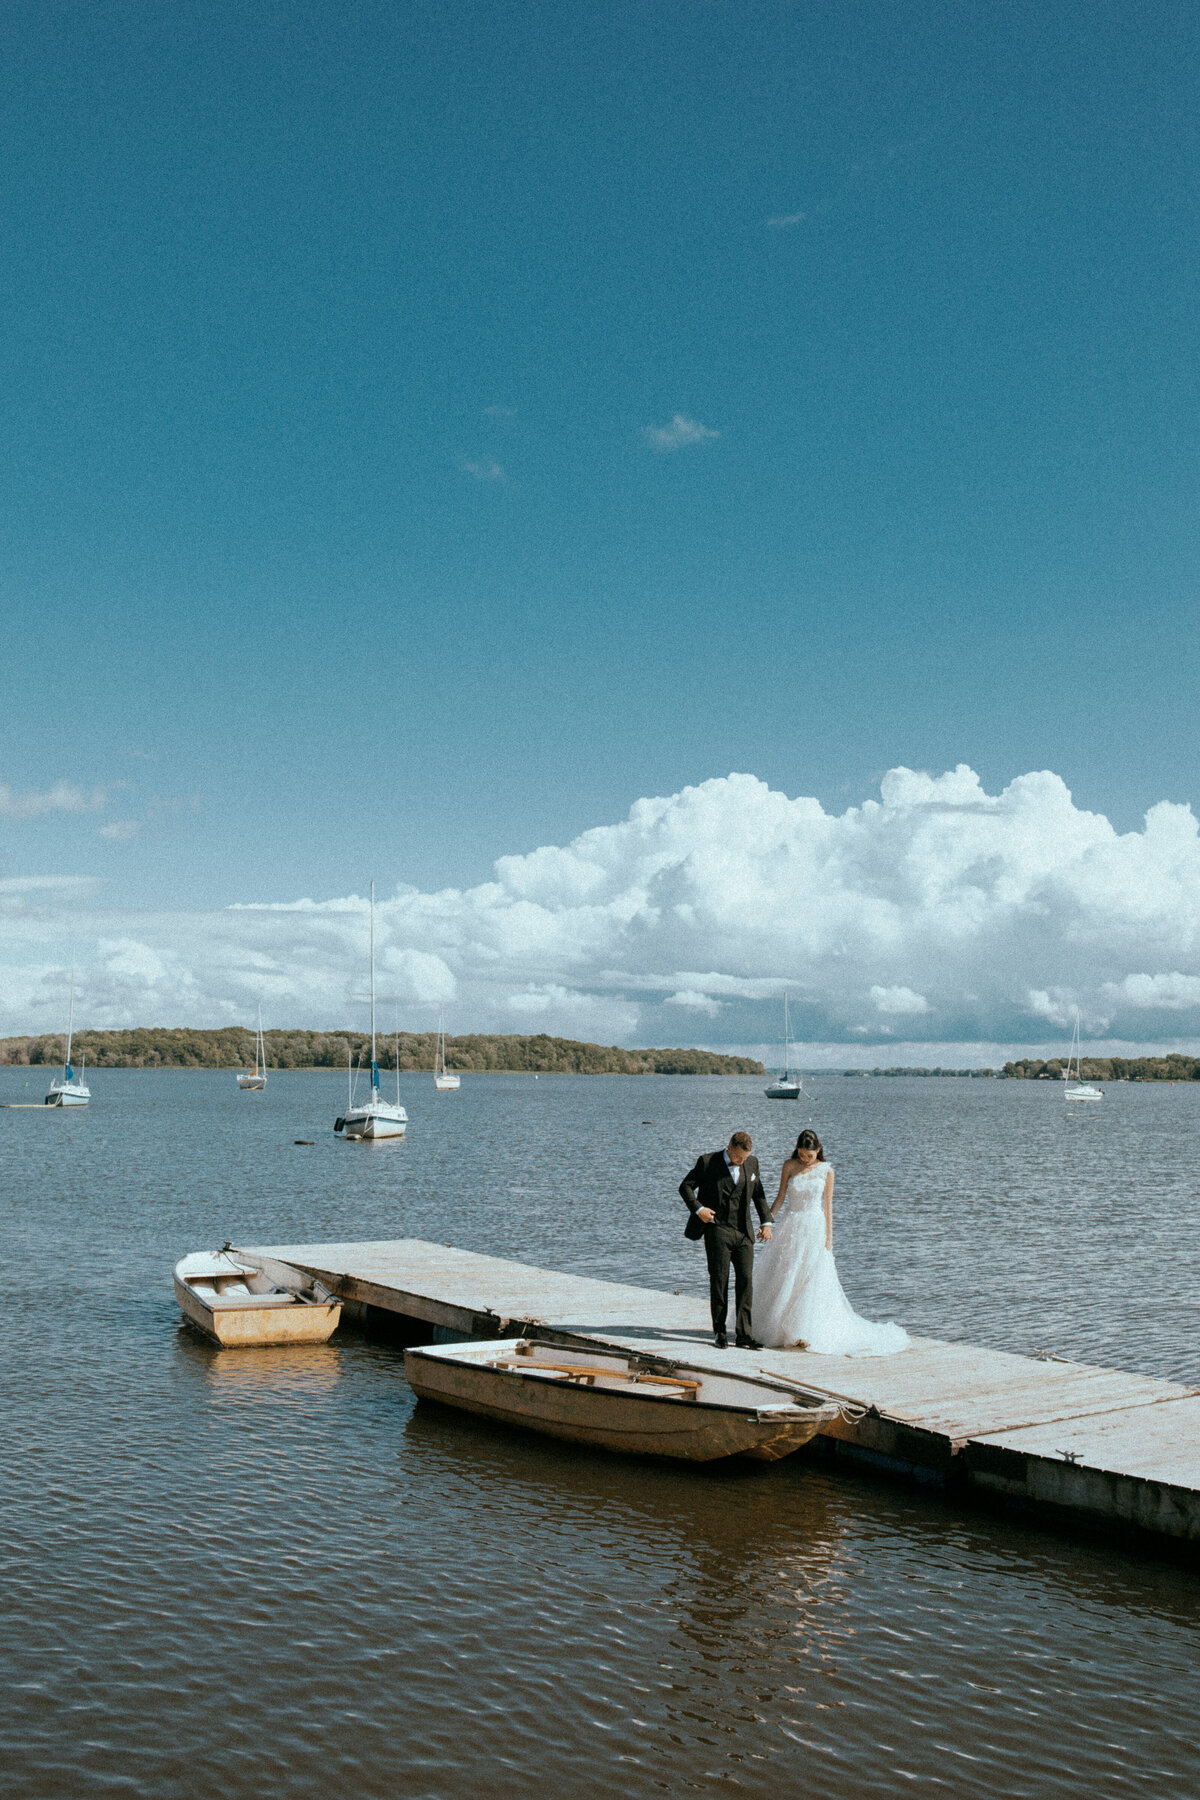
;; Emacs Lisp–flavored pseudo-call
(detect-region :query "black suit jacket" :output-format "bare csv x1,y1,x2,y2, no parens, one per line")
679,1151,769,1242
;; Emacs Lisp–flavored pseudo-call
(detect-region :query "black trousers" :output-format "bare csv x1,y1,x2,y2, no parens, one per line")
704,1225,754,1340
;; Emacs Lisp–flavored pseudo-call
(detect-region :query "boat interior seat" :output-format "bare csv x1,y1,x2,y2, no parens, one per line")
186,1279,296,1308
207,1290,297,1309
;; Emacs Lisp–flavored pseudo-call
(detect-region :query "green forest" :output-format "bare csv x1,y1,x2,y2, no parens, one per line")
0,1027,763,1076
1002,1056,1200,1081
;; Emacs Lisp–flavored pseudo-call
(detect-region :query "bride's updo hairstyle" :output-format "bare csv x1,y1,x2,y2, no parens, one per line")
792,1128,825,1161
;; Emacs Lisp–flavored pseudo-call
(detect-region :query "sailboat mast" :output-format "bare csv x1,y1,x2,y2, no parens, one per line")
65,952,75,1077
783,990,790,1079
369,880,378,1093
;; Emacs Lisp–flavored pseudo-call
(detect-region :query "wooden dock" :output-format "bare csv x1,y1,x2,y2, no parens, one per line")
239,1237,1200,1551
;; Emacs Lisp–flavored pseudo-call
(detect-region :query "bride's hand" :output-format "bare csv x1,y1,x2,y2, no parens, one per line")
757,1223,772,1241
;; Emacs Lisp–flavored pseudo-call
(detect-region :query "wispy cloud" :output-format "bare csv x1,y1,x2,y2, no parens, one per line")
483,405,516,418
0,875,102,895
461,458,506,482
99,821,141,841
766,141,920,235
0,781,106,820
641,414,720,453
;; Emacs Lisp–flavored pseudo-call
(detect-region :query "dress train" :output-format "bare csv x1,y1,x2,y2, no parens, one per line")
754,1164,909,1356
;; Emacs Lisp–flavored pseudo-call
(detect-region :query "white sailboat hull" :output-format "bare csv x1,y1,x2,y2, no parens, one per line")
45,1080,90,1107
236,1073,267,1090
765,1080,801,1099
434,1072,460,1090
340,1101,408,1140
1065,1085,1104,1101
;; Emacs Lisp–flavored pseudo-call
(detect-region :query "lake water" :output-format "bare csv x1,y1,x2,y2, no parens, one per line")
1,1069,1197,1798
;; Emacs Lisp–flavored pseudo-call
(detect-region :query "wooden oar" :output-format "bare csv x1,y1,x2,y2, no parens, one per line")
491,1358,700,1390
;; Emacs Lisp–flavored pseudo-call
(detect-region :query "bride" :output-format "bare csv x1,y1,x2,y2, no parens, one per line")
754,1130,909,1356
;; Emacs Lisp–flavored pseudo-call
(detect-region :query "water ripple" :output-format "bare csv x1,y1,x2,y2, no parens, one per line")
0,1070,1197,1798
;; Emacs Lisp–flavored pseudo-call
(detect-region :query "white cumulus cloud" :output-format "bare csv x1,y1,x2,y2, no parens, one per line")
6,765,1200,1046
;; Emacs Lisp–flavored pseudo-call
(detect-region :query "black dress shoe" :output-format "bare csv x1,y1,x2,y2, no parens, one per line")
735,1335,762,1350
714,1332,728,1348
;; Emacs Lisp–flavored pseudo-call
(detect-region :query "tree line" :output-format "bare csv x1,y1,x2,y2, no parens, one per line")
0,1027,764,1076
1002,1055,1200,1081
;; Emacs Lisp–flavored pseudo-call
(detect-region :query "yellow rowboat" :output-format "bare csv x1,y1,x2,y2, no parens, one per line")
174,1249,341,1348
404,1337,841,1462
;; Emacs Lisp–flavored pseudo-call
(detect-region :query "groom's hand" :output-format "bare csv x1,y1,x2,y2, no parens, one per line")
696,1207,715,1224
757,1223,772,1240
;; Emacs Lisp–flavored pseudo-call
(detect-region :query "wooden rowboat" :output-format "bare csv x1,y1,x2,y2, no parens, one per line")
404,1337,841,1462
174,1249,342,1348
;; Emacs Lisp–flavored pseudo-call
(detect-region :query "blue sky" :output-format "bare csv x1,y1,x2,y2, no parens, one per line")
3,2,1200,1047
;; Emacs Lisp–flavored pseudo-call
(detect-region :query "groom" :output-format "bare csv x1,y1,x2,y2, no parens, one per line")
679,1131,772,1348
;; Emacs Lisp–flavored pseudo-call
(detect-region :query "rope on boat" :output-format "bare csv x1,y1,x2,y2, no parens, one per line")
214,1243,337,1307
756,1367,869,1423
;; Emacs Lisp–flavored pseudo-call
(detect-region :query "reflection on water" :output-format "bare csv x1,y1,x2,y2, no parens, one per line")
176,1327,347,1400
0,1069,1197,1799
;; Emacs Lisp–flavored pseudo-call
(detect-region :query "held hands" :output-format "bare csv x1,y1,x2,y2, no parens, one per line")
757,1223,772,1241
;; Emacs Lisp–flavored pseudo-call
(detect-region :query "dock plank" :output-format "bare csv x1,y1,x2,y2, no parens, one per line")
973,1395,1200,1486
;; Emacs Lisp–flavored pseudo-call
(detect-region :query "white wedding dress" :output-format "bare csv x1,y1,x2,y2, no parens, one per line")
754,1163,909,1356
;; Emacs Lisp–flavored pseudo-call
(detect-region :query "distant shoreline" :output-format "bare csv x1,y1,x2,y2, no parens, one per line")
0,1027,763,1077
5,1031,1196,1081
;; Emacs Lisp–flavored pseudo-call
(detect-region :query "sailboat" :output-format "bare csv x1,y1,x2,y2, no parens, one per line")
335,882,408,1141
765,992,802,1099
45,954,91,1107
236,1006,268,1090
434,1009,460,1090
1063,1014,1103,1102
